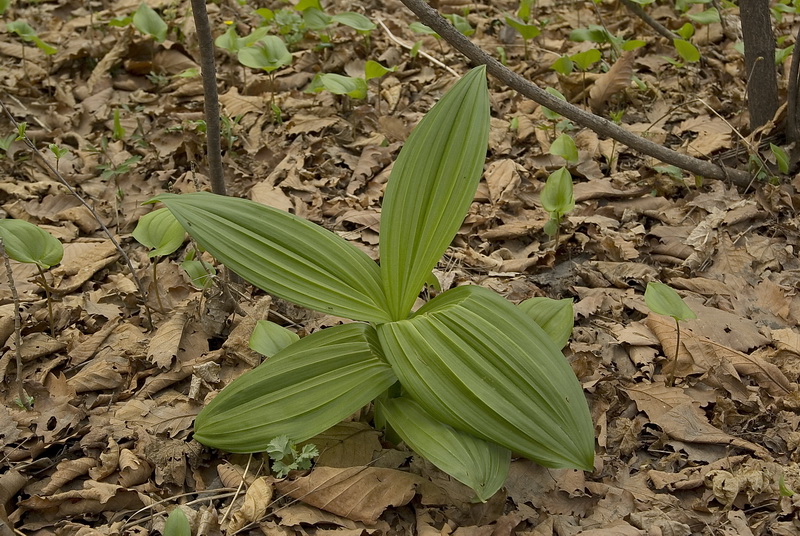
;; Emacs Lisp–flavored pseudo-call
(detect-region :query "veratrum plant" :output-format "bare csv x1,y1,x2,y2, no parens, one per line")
151,67,594,500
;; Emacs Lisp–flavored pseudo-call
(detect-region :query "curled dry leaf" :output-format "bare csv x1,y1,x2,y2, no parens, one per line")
589,51,636,112
227,476,273,532
41,457,97,495
88,437,120,481
118,449,153,488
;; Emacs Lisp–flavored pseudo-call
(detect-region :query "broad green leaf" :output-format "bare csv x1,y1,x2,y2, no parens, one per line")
303,8,332,31
294,0,322,11
380,66,489,320
677,23,695,40
674,39,699,62
570,48,601,70
133,3,168,42
163,508,190,536
238,36,292,73
132,207,185,258
444,13,473,36
504,16,540,40
0,219,63,269
549,134,579,164
542,87,567,120
317,73,368,99
551,55,574,75
409,22,439,37
180,256,215,289
379,397,510,502
623,39,646,51
331,12,376,33
645,281,696,321
6,21,36,39
194,323,397,452
153,192,392,323
377,285,595,470
0,0,9,15
250,320,300,357
365,60,395,81
688,8,719,25
770,143,790,174
540,167,575,216
518,297,574,348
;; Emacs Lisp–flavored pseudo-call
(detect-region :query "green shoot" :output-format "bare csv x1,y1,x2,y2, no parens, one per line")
266,435,318,478
644,281,697,386
163,508,191,536
540,167,575,246
132,208,186,311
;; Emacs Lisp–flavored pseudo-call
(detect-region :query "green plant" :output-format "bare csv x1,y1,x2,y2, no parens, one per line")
0,219,64,335
237,35,292,112
48,143,69,173
0,133,16,157
180,249,216,290
540,166,575,243
109,2,168,42
644,281,696,386
504,16,540,60
6,20,57,56
267,435,319,477
163,508,190,536
151,67,594,501
132,208,186,310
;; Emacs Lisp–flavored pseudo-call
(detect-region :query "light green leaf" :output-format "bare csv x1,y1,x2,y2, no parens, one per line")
409,22,438,37
331,12,376,33
770,143,790,174
250,320,300,357
518,297,574,349
303,8,332,31
551,55,574,75
673,38,700,63
379,397,510,502
0,219,63,269
540,167,574,216
444,13,473,36
380,66,489,320
6,20,36,39
377,285,595,470
238,36,292,73
549,133,579,164
194,323,397,452
365,60,395,81
316,73,368,99
504,16,540,40
133,3,168,42
163,508,190,536
645,281,696,321
688,8,719,25
570,48,601,70
132,207,185,258
180,256,215,289
152,192,392,323
294,0,322,11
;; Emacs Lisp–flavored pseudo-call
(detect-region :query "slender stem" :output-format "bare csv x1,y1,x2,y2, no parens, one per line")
667,317,681,387
35,265,54,337
152,261,164,312
397,0,753,187
0,239,32,410
190,0,227,196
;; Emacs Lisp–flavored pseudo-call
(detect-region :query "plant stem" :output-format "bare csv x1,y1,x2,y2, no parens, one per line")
35,265,55,337
398,0,753,187
190,0,227,196
667,317,680,387
0,239,32,410
152,261,164,312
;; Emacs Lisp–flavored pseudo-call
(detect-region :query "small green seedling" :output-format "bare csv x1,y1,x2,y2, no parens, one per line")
779,473,795,497
109,3,168,42
644,281,697,386
180,249,216,290
163,508,191,536
266,435,319,478
770,143,790,174
540,166,575,244
365,60,396,113
48,144,70,173
132,208,186,310
6,20,57,56
505,16,540,60
238,35,292,111
0,219,64,335
250,320,299,357
0,133,16,157
331,12,376,49
307,73,367,100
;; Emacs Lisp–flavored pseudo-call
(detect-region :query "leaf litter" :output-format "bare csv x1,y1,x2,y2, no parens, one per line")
2,0,800,534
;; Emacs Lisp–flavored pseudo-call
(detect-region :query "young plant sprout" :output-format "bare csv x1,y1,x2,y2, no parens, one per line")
644,281,697,386
0,219,64,336
237,35,292,115
132,208,186,311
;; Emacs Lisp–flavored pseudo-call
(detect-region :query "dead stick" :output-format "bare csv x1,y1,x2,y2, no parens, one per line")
0,239,31,410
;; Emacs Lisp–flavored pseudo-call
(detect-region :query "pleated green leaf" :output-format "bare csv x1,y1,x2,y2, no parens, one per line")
379,396,510,502
250,320,300,357
380,66,490,320
518,297,574,349
152,192,391,323
377,285,594,470
0,219,63,269
194,323,396,453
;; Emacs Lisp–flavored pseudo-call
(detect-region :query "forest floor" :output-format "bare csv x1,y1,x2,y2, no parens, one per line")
2,0,800,534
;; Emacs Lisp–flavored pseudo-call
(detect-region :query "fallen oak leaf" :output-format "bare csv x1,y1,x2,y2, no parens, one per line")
275,466,419,524
589,50,636,113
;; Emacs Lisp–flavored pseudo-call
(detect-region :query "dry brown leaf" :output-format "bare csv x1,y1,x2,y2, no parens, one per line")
275,466,418,524
589,51,636,112
484,159,521,206
118,449,153,488
228,476,273,532
307,422,382,468
89,437,121,481
41,457,97,495
147,309,188,369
